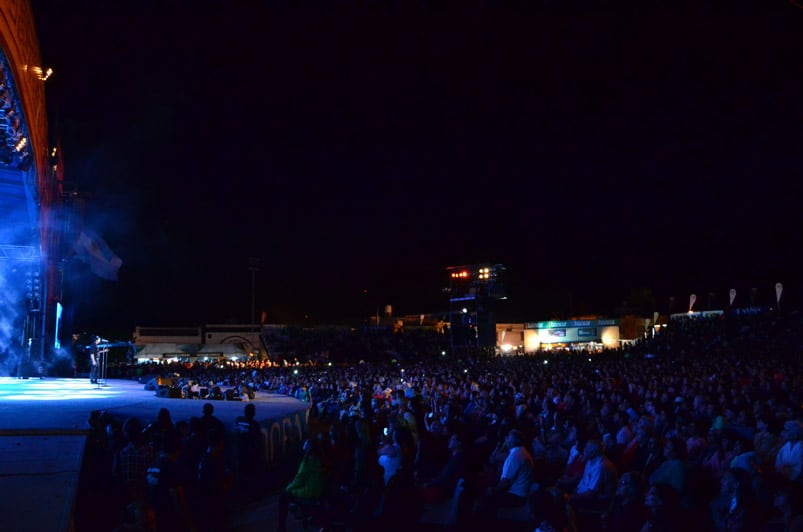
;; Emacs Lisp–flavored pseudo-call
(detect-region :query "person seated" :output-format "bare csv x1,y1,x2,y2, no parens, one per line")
532,428,569,487
621,420,654,473
529,486,577,532
642,482,683,531
774,420,803,485
420,430,466,504
709,467,766,532
603,432,625,473
752,414,780,472
570,439,618,517
602,471,649,532
276,438,327,532
208,386,223,400
703,431,736,481
473,428,534,522
771,487,803,531
556,439,587,493
649,436,688,500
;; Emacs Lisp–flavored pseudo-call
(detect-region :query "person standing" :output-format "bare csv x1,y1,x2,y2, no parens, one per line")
89,336,100,384
146,429,195,531
197,428,232,532
234,403,264,503
113,417,156,506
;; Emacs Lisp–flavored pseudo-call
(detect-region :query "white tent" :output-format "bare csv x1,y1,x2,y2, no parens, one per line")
195,343,248,359
135,343,199,360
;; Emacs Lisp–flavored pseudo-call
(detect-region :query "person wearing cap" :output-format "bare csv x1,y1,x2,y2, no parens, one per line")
774,419,803,483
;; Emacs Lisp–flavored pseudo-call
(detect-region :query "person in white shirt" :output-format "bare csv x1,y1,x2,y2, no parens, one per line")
474,429,534,522
571,439,618,513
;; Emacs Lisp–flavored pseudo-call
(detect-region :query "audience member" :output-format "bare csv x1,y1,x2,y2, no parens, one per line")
601,471,649,532
146,429,194,531
113,417,156,505
276,438,327,532
473,428,534,523
774,420,803,484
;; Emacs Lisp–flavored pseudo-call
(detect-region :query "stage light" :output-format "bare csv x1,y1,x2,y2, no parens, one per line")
29,66,54,81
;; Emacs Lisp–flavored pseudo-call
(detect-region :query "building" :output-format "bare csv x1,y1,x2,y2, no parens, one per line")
497,318,621,353
132,324,264,362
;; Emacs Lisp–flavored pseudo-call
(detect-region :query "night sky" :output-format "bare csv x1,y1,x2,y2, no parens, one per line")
29,2,803,332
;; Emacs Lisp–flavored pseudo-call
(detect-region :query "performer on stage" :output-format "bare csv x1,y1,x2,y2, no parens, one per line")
89,336,100,384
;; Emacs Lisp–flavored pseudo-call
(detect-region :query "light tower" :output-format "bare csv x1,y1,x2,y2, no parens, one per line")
446,263,506,357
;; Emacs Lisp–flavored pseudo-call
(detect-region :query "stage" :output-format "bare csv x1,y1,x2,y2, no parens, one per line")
0,377,309,431
0,377,310,532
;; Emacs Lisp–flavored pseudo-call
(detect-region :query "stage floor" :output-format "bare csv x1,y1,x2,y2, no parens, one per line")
0,377,309,532
0,377,308,432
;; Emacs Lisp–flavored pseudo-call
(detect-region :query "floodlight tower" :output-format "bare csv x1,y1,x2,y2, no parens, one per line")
446,264,506,357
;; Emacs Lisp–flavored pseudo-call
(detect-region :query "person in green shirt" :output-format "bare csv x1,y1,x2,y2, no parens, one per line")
276,438,327,532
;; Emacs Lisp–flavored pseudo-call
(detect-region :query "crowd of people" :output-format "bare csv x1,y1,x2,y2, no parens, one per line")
84,309,802,531
83,400,268,532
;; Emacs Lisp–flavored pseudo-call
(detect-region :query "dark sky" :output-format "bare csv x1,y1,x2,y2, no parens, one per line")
30,1,803,331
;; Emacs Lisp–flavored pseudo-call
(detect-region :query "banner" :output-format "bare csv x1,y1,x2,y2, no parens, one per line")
73,229,123,281
729,289,736,307
776,283,783,304
689,294,696,312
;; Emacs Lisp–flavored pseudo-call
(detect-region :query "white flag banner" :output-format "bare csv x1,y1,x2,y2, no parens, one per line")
73,229,123,281
689,294,697,312
776,283,783,304
729,289,736,307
